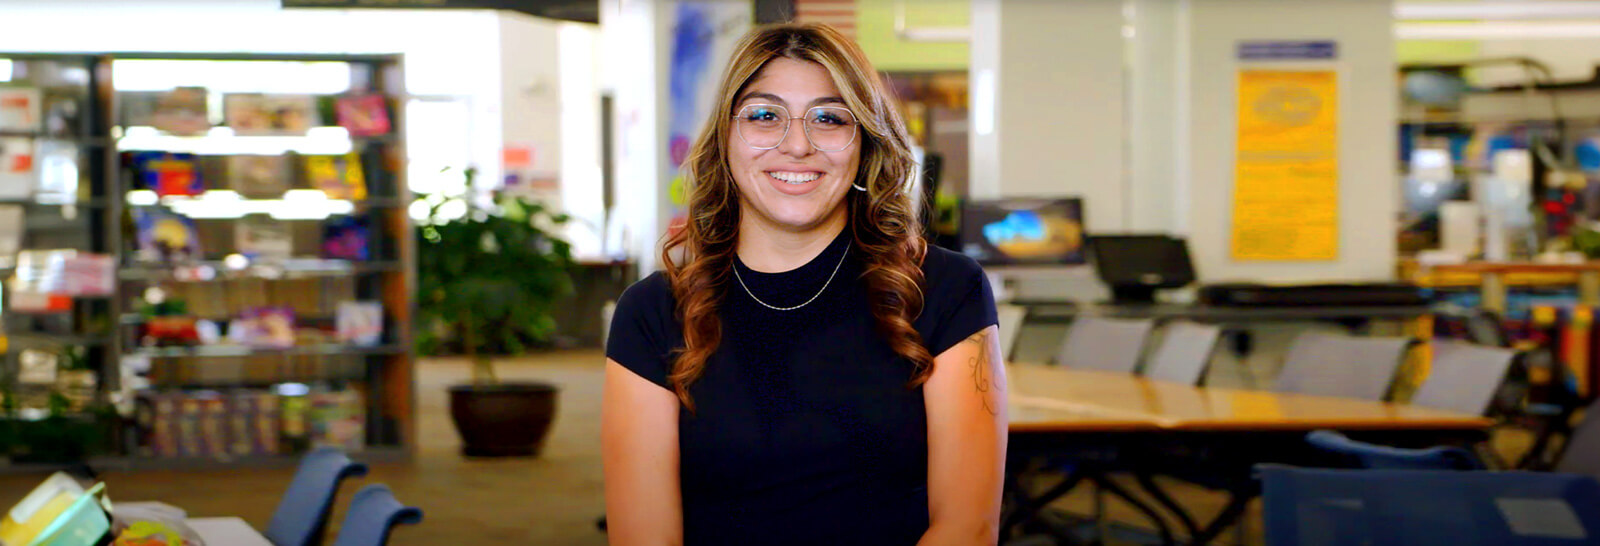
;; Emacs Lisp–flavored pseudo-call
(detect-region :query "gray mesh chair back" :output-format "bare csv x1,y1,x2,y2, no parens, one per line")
1557,400,1600,481
1055,316,1155,374
997,304,1027,362
1143,321,1222,385
1411,340,1518,415
1273,332,1414,400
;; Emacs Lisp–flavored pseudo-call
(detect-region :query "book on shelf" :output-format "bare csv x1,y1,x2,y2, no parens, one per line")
121,88,211,136
321,215,369,260
40,89,81,139
227,154,291,199
195,391,230,458
0,204,22,258
336,301,384,347
235,216,294,261
0,87,42,132
305,152,367,200
129,151,204,197
230,306,297,349
34,140,77,203
0,137,34,199
309,389,365,452
137,389,291,458
176,396,202,458
224,94,320,136
334,94,391,137
280,389,311,454
133,208,203,263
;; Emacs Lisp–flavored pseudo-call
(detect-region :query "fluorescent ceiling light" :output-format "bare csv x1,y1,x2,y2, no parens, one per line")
1396,1,1600,20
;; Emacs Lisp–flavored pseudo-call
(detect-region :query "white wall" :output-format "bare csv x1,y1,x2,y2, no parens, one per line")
1180,0,1398,283
969,0,1127,233
500,14,565,185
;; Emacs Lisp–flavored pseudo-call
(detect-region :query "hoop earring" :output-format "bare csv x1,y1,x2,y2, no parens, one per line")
852,183,868,192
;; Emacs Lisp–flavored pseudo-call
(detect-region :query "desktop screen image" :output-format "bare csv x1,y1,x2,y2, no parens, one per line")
959,198,1085,265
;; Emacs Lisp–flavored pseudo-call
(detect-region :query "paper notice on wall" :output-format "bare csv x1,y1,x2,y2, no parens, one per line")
1231,69,1339,261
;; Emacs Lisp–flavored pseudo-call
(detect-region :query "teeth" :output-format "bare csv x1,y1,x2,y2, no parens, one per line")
769,171,821,184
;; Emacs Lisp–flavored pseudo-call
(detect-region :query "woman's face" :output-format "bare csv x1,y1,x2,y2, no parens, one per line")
727,57,862,235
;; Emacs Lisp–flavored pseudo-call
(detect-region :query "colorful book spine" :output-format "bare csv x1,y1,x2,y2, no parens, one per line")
253,392,282,455
176,398,202,458
196,393,229,458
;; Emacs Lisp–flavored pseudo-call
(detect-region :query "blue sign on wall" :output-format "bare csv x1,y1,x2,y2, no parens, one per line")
1237,40,1338,61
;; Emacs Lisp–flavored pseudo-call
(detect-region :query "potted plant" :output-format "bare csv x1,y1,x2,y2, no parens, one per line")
415,168,574,457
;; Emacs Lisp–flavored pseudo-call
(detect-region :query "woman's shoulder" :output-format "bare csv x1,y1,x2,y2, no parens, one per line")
920,243,987,291
614,271,677,319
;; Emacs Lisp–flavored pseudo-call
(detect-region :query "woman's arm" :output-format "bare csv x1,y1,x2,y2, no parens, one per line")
601,359,684,546
920,325,1009,545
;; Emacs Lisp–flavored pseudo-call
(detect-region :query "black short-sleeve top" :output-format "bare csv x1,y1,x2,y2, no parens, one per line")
606,230,997,546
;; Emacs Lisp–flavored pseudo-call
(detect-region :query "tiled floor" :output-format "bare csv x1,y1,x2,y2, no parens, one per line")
0,350,1533,545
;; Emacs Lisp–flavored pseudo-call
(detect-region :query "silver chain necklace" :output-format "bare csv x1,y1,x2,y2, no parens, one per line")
732,241,852,312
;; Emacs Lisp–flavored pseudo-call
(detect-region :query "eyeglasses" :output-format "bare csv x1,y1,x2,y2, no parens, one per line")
733,103,859,152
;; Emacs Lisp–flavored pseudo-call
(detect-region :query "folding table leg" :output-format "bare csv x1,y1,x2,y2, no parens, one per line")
1090,474,1176,546
1134,471,1201,540
1001,468,1089,540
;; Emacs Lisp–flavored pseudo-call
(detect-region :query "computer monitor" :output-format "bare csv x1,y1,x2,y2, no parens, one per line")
1088,234,1197,305
958,197,1086,266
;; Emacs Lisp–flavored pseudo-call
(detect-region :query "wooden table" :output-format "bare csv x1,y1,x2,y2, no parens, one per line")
1001,365,1493,545
1008,365,1493,433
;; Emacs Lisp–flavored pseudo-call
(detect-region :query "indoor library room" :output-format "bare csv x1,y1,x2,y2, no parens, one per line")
3,0,1600,545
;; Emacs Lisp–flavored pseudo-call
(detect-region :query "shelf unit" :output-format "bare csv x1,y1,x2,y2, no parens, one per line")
0,52,415,467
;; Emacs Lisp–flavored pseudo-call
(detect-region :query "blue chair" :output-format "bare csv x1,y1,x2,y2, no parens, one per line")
331,485,423,546
1259,465,1600,546
1306,430,1484,470
265,448,370,546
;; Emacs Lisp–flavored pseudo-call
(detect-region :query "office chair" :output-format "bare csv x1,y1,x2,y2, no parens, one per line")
1273,332,1415,401
1143,321,1222,385
264,448,370,546
1260,464,1600,546
1055,316,1155,374
1306,430,1484,470
330,485,423,546
1410,340,1519,416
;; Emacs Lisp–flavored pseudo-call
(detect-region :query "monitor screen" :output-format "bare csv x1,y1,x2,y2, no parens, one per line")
958,198,1086,266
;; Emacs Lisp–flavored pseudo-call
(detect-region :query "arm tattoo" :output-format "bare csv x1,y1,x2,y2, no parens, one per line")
963,331,1004,416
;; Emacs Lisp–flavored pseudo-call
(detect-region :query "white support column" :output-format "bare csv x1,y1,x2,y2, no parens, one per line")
969,0,1127,232
1127,0,1181,234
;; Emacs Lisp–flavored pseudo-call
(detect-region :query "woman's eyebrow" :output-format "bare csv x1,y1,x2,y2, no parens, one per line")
738,91,786,106
736,93,847,108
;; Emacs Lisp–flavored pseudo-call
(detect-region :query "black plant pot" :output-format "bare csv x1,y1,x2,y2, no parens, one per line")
448,382,559,457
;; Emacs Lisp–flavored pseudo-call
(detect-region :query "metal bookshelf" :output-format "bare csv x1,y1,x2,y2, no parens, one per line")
0,51,416,469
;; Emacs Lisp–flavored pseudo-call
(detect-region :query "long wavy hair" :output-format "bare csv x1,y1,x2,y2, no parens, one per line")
660,23,930,411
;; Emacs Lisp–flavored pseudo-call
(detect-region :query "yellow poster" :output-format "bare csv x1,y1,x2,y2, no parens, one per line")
1231,70,1338,261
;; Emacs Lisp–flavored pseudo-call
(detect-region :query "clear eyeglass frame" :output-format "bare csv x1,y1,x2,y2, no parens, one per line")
732,103,860,152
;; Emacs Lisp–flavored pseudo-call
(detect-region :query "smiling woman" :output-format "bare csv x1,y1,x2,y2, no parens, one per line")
602,23,1006,546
